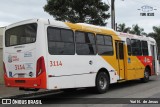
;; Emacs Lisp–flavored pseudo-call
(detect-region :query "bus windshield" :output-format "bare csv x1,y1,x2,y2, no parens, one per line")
5,23,37,47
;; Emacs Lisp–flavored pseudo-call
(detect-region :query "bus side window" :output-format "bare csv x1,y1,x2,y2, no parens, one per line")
126,38,131,56
75,31,96,55
156,45,159,61
96,34,113,55
47,27,75,55
131,39,142,56
141,41,149,56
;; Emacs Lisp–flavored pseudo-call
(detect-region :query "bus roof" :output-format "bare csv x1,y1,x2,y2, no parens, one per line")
116,32,156,43
5,18,156,43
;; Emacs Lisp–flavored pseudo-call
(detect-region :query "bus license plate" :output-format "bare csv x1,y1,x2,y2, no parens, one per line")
18,74,24,78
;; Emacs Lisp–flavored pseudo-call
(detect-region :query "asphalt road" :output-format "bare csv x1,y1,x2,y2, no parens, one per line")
1,75,160,107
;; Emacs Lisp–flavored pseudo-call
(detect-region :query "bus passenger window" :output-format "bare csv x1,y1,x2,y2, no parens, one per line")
156,45,159,60
47,27,75,55
141,41,149,56
126,38,131,56
131,39,142,56
96,35,113,55
119,42,124,59
75,31,96,55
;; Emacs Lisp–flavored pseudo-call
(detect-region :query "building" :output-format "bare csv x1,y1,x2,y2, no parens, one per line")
0,27,4,84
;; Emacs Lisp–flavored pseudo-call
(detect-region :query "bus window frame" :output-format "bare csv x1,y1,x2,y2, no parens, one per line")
126,38,132,56
131,39,142,56
141,40,149,56
75,30,97,55
96,34,114,56
47,26,75,55
5,23,37,47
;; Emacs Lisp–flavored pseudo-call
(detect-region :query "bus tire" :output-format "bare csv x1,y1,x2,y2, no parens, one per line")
141,67,150,83
94,72,109,94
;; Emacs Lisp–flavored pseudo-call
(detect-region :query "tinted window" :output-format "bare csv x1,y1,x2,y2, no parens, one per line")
75,32,85,43
115,42,118,59
76,32,95,44
131,39,142,56
5,23,37,47
76,44,96,55
48,28,60,41
96,34,113,55
97,45,113,55
48,42,74,55
104,36,112,45
126,38,131,56
75,31,96,55
119,42,124,59
61,29,74,42
141,41,148,56
96,35,104,45
47,27,74,55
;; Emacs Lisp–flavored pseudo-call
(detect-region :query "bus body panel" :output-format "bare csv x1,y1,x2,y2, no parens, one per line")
47,55,118,89
4,44,36,78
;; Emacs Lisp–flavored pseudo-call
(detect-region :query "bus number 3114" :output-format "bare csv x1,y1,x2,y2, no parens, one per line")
50,61,63,67
15,65,25,70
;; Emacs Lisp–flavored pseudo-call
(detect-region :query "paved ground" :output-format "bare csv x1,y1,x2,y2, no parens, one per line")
1,75,160,107
0,85,24,98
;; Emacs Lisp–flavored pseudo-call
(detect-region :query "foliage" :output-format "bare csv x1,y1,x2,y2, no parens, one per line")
117,23,130,33
117,23,146,36
129,24,145,36
44,0,110,26
148,26,160,53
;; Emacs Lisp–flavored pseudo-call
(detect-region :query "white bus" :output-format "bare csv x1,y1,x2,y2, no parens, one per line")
3,19,159,93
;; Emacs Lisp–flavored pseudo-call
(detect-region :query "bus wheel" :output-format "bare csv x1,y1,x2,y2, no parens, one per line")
95,72,109,94
141,68,150,83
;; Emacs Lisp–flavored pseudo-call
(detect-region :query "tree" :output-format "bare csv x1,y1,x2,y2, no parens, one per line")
129,24,145,35
117,23,130,33
148,26,160,54
44,0,110,26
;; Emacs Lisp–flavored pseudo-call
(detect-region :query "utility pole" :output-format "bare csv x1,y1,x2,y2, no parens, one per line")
111,0,115,30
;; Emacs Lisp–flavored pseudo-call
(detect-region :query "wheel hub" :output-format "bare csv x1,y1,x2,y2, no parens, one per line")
99,77,107,89
145,71,149,78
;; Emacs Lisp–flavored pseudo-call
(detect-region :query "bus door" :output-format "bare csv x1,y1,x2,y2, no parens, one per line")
115,41,125,80
150,45,156,74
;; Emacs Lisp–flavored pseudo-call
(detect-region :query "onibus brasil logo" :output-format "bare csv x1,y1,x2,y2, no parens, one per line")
138,5,157,16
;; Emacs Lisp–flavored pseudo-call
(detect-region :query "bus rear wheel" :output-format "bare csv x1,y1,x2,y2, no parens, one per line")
94,72,109,94
141,68,150,83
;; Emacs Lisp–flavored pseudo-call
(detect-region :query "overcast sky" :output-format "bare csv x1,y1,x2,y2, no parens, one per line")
0,0,160,33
